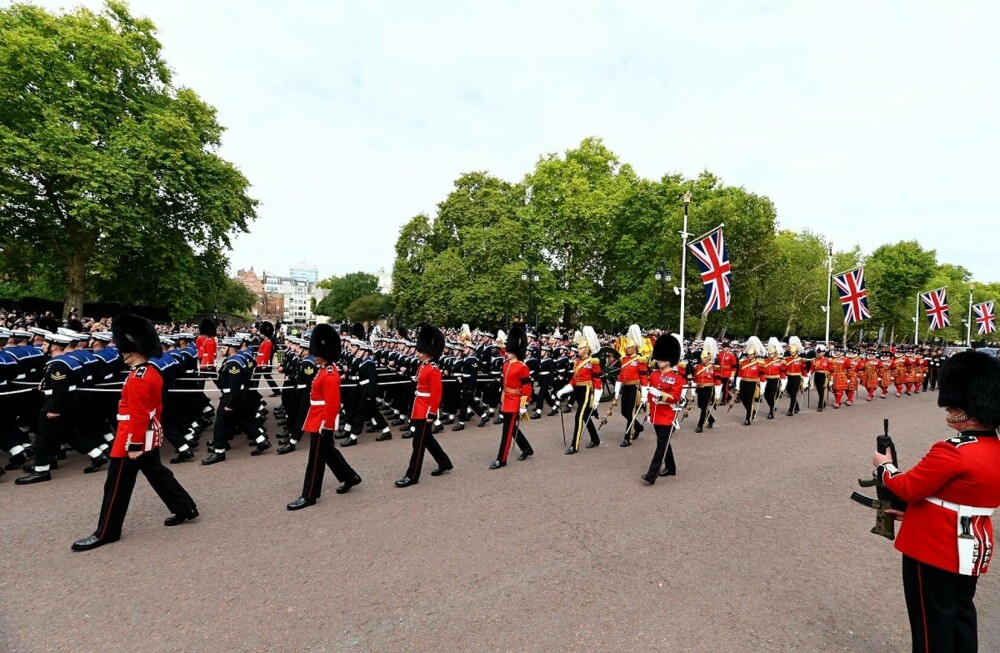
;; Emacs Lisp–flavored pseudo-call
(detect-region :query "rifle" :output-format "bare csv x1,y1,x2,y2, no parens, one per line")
850,418,907,540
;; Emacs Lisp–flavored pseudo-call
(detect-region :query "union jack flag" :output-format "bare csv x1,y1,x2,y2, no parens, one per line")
832,267,872,325
688,227,731,314
974,301,996,335
920,287,950,331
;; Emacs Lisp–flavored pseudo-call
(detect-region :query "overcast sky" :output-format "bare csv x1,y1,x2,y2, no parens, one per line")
31,0,1000,283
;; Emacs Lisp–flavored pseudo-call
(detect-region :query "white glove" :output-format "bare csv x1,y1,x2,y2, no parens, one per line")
760,380,767,394
803,374,811,389
593,389,602,404
647,387,662,399
714,385,722,401
519,406,527,416
780,379,788,393
640,386,649,404
556,384,572,398
614,381,622,399
343,423,351,433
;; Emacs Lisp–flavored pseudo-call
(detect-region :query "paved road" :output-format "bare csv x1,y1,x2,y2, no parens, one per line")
2,389,996,652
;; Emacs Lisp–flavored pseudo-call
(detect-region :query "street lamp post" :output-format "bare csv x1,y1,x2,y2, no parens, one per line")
522,268,540,330
678,192,692,338
654,265,672,330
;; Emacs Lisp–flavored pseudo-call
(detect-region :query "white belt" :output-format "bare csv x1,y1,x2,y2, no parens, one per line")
926,496,995,517
296,384,307,389
310,400,326,406
539,371,551,375
68,385,77,391
359,379,370,386
117,414,130,421
43,389,52,395
415,391,431,397
221,389,231,394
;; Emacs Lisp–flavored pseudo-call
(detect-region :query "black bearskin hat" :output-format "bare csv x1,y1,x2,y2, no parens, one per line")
352,322,366,340
35,316,59,333
259,321,275,338
938,351,1000,427
652,333,681,365
199,318,217,337
415,323,445,359
66,318,84,332
309,323,342,362
398,326,409,340
507,325,528,360
112,313,161,359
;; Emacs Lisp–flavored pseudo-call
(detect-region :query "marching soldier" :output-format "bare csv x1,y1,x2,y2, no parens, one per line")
844,350,860,406
201,337,271,464
762,338,787,420
613,324,649,447
340,341,392,446
490,325,533,469
71,314,198,551
810,345,831,411
878,352,893,399
395,324,453,487
735,337,765,426
716,340,738,405
784,337,806,416
641,333,684,484
555,327,603,454
892,351,906,397
452,341,482,431
286,323,362,510
533,344,557,418
861,351,880,402
277,338,317,454
691,337,719,433
829,348,849,408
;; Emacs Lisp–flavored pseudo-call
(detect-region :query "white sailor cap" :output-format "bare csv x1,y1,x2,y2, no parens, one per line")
160,336,176,346
44,332,74,346
90,332,113,343
10,329,33,339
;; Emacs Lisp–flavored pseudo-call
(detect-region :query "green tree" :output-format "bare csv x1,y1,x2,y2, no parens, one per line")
865,241,937,341
314,271,380,319
0,2,256,317
345,293,392,323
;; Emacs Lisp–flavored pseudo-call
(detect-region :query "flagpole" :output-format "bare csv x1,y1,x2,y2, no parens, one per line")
914,292,920,345
824,242,833,346
967,286,974,347
678,191,691,339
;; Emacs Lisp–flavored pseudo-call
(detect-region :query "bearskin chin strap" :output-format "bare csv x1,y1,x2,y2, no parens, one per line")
946,412,970,424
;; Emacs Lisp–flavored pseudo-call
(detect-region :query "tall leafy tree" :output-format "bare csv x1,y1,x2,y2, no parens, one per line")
0,2,256,316
314,271,380,319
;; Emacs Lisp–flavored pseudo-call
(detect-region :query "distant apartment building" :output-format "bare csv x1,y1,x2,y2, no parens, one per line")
263,271,326,326
290,262,319,284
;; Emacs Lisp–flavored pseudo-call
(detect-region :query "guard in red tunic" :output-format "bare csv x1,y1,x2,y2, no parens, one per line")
642,334,684,484
783,336,806,416
878,353,893,399
861,351,880,402
286,324,362,510
490,325,533,469
716,341,738,405
762,338,787,420
196,317,218,370
72,314,198,552
872,351,1000,653
396,324,453,487
736,337,766,425
255,320,280,397
810,345,832,412
692,337,719,433
614,325,650,446
556,328,603,454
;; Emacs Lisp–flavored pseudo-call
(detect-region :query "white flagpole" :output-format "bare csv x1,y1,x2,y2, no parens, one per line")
914,292,920,345
679,192,691,339
824,242,833,346
967,287,974,346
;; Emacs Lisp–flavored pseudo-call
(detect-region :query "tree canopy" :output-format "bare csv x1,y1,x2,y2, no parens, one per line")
390,138,998,344
314,271,381,319
0,1,257,319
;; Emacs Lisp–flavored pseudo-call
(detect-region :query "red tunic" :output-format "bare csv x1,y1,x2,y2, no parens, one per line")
862,359,880,389
411,361,443,419
618,354,649,385
811,357,832,375
881,431,1000,576
737,359,763,381
570,357,603,390
693,362,716,386
784,355,806,377
255,338,273,366
111,364,164,458
303,364,341,433
762,358,786,380
197,335,217,369
830,357,849,391
647,368,685,425
716,351,738,380
500,359,532,413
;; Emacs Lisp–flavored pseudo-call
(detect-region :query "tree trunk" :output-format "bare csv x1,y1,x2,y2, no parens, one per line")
694,313,708,340
63,239,90,319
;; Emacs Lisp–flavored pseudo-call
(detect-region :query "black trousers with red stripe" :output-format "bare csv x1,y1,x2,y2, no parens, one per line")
300,430,359,499
94,449,196,541
496,412,531,463
646,424,676,477
902,554,979,653
406,418,452,481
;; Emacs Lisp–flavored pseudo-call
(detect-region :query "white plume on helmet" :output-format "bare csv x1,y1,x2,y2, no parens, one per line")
788,336,802,354
626,324,643,350
702,336,719,361
745,336,766,358
583,326,600,354
767,337,784,357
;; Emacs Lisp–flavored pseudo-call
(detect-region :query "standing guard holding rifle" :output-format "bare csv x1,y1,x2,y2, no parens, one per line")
869,351,1000,653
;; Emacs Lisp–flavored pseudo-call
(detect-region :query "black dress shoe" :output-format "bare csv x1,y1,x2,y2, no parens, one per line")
766,413,774,420
390,419,405,426
430,464,453,476
517,450,533,461
340,437,358,447
633,423,643,436
564,447,577,455
477,416,490,428
659,468,676,477
170,450,195,464
401,430,414,439
5,451,30,470
287,497,316,510
585,441,600,449
395,476,418,488
817,406,823,412
707,421,714,429
15,470,51,484
164,508,199,526
431,423,444,434
489,460,505,470
547,408,559,416
620,439,631,447
398,424,412,432
492,416,503,425
336,475,362,494
742,420,750,426
277,442,296,454
440,418,454,425
334,430,351,439
562,405,573,413
695,426,704,433
202,451,226,465
786,410,794,417
451,423,465,432
71,534,117,551
83,453,109,474
251,440,271,456
375,432,392,441
641,474,656,485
